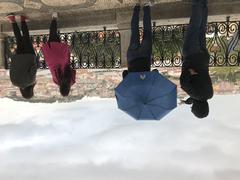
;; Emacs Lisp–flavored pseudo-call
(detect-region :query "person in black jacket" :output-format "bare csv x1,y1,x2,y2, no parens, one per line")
6,14,38,99
180,0,213,118
122,1,154,78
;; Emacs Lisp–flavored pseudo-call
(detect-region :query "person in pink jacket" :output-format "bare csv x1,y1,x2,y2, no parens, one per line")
42,12,76,97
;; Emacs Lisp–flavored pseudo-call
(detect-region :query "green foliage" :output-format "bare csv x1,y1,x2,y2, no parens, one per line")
210,67,240,82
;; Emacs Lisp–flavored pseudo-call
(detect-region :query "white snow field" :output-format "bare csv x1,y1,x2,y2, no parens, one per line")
0,95,240,180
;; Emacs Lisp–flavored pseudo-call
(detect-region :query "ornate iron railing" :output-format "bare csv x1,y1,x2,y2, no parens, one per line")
4,17,240,69
4,27,121,69
151,22,184,67
152,17,240,67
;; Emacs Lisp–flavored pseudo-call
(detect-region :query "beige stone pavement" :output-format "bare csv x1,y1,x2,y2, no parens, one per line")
0,0,240,33
0,0,179,15
41,0,86,7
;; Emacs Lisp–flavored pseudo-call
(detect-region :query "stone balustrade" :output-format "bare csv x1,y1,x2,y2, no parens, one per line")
0,68,239,103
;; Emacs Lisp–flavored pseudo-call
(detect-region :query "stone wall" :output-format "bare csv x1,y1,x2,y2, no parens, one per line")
0,69,122,103
0,68,240,103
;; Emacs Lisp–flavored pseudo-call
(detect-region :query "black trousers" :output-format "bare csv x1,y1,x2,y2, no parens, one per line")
48,19,60,43
127,5,152,62
13,21,35,55
127,5,152,72
183,0,208,57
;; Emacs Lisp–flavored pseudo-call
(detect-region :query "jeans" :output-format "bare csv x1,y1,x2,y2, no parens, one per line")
13,21,35,55
183,0,208,58
127,5,152,68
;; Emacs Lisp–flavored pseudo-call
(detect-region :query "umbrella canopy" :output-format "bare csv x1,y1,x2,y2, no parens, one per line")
115,71,177,120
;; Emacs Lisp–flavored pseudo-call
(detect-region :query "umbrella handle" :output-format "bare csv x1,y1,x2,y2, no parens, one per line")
140,74,146,80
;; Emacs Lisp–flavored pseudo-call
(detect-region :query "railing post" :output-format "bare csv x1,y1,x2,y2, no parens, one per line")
0,32,6,69
116,9,132,68
117,23,131,68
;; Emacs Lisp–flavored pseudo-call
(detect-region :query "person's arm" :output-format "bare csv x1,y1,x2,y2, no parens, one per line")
180,69,197,98
52,68,61,85
179,97,194,106
29,55,38,76
180,69,191,90
35,54,40,68
29,64,37,77
70,68,76,86
122,70,128,79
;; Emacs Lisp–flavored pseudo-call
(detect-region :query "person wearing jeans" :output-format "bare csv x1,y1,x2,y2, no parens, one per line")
180,0,213,118
7,14,37,99
122,1,154,78
42,13,76,97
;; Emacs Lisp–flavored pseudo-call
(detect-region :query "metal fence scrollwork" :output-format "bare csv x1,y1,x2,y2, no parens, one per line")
152,17,240,67
207,17,240,66
4,17,240,69
152,22,184,67
4,27,121,69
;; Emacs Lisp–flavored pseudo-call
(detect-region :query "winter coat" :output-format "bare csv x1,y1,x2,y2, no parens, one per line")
41,42,76,86
10,54,37,88
128,57,151,72
180,50,213,101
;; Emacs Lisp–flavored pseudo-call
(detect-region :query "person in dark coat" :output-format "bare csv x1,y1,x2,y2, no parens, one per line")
6,14,37,99
122,1,154,78
180,0,213,118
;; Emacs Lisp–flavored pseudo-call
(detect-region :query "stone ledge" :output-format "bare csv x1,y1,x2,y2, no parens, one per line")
0,68,240,103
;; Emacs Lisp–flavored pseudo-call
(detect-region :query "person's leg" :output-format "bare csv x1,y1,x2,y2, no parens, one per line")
183,0,204,57
36,54,40,68
49,18,60,42
141,5,152,62
21,16,30,38
6,14,22,48
21,19,35,54
199,1,208,51
12,23,22,42
7,14,23,53
128,5,141,51
12,23,24,54
127,4,141,66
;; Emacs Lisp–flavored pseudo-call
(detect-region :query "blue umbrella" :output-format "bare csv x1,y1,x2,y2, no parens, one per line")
115,71,177,120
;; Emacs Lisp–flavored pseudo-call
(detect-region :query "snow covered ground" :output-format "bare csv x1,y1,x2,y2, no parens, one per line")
0,95,240,180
